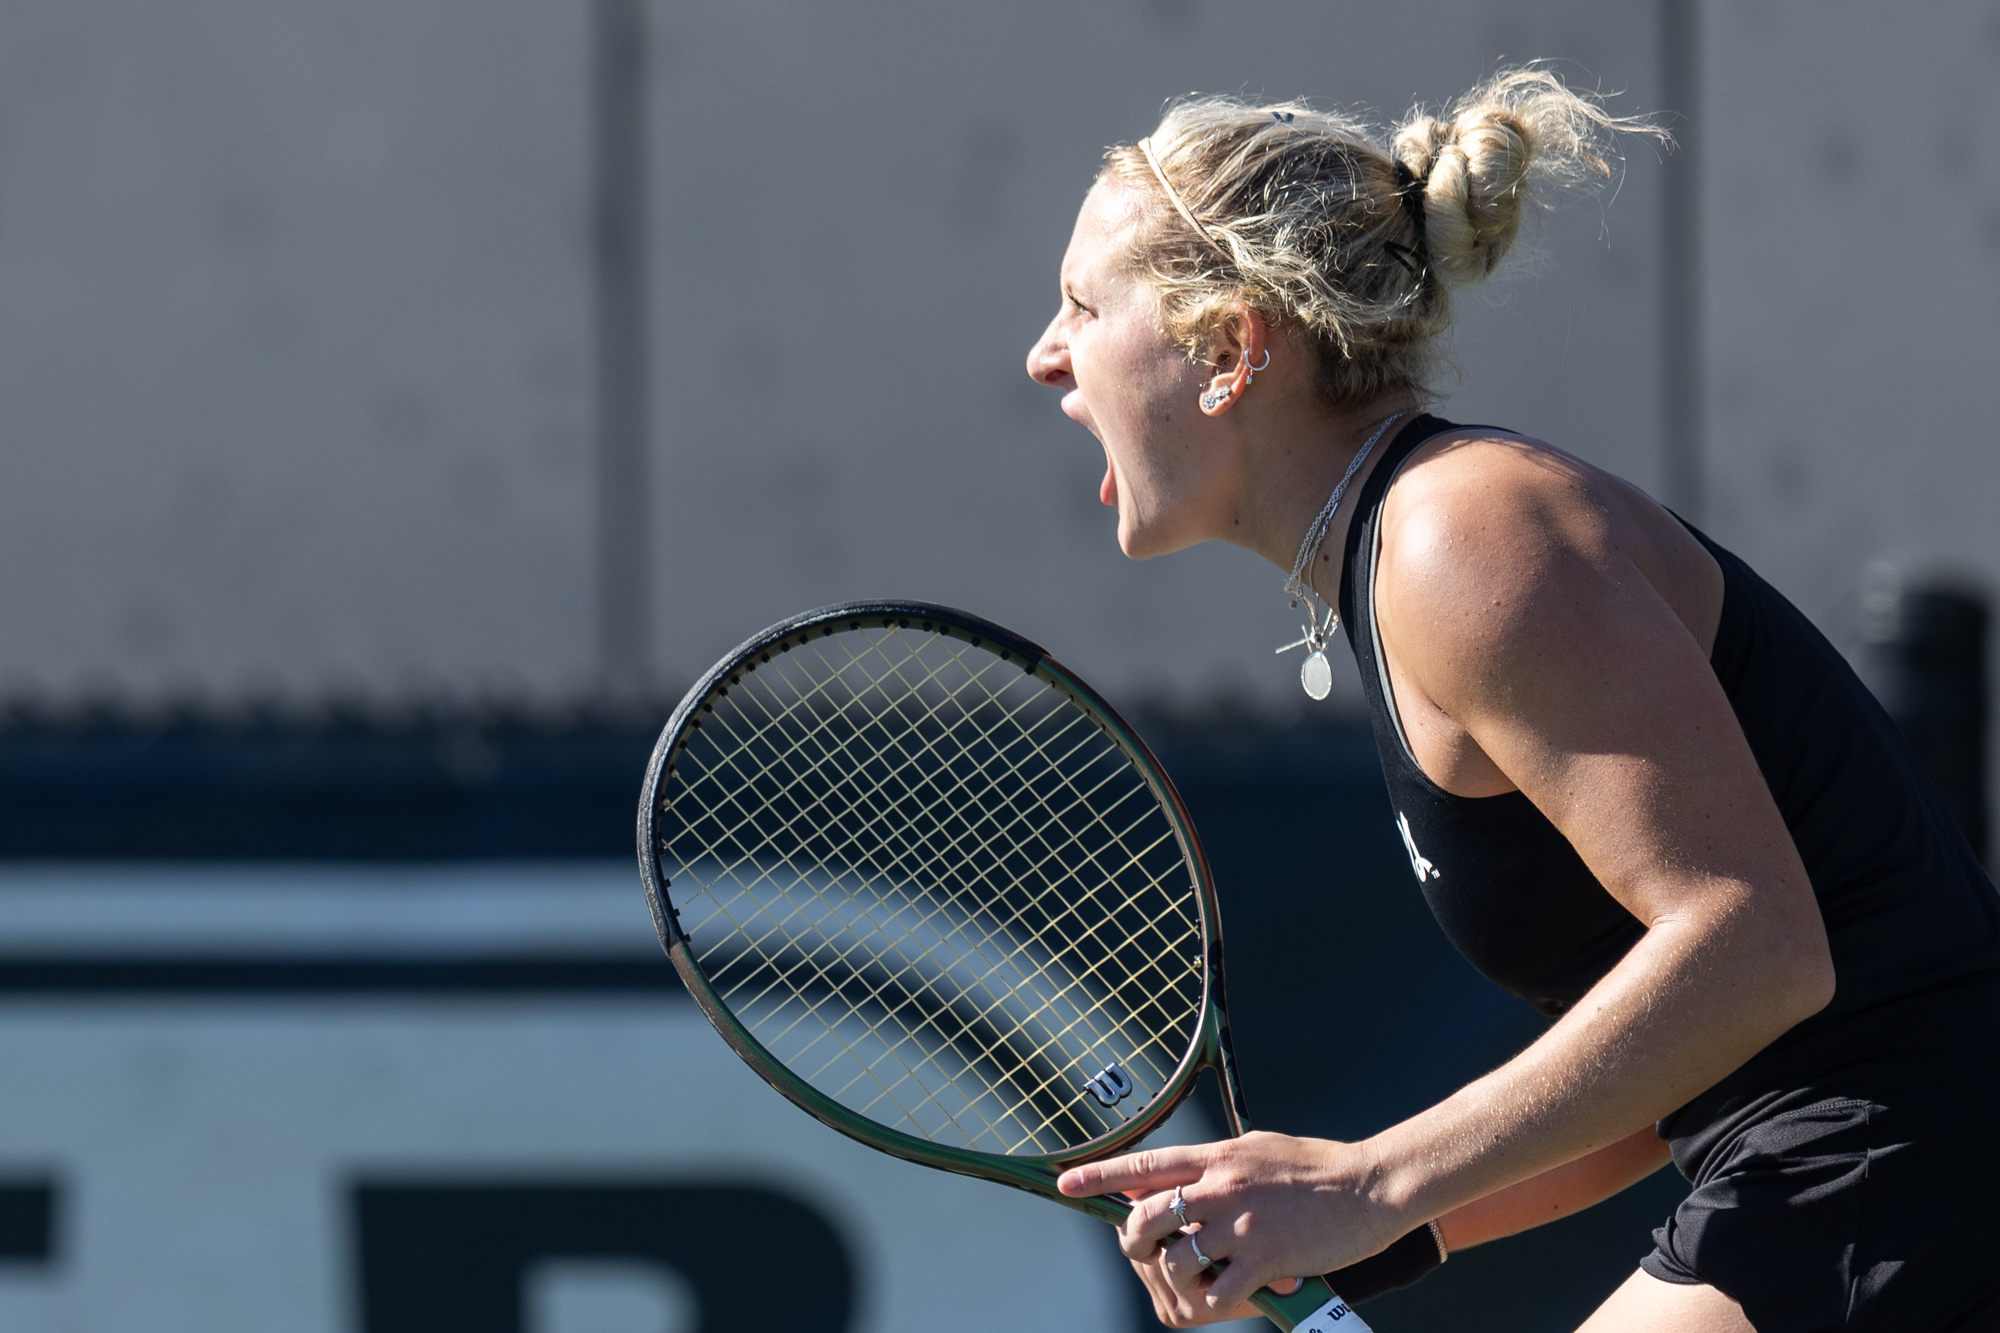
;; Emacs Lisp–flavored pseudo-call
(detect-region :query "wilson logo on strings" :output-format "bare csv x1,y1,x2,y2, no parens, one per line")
1082,1064,1133,1108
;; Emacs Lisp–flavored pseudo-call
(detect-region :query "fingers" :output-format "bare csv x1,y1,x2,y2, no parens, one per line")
1200,1246,1286,1313
1166,1234,1306,1310
1131,1247,1188,1325
1133,1233,1287,1327
1116,1187,1195,1260
1158,1225,1289,1314
1136,1237,1220,1328
1160,1229,1220,1285
1058,1144,1205,1198
1133,1256,1200,1328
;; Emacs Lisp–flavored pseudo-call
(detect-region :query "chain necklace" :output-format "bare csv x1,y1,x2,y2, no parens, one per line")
1276,412,1404,699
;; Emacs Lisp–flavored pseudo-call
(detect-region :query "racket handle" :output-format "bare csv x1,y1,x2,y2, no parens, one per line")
1248,1274,1372,1333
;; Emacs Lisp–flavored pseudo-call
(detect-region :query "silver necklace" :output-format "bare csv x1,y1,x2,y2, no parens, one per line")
1277,412,1404,699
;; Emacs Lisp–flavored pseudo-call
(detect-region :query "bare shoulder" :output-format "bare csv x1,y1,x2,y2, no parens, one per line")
1373,429,1723,687
1379,429,1615,572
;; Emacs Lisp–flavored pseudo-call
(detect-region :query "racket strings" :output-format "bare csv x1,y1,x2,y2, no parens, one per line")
657,623,1205,1156
695,646,1152,1041
736,632,1192,1088
720,632,1198,1069
684,642,1192,1147
723,675,1196,1077
679,726,1144,1146
743,632,1149,945
724,632,1184,1048
695,629,1196,1039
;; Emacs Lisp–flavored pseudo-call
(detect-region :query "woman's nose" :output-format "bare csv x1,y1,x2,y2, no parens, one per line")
1026,318,1071,387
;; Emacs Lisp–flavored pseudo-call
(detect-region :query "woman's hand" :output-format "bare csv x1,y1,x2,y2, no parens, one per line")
1058,1131,1403,1322
1122,1235,1269,1329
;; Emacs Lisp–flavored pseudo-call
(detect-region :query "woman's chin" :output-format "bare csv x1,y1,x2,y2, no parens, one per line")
1115,518,1194,561
1113,515,1147,559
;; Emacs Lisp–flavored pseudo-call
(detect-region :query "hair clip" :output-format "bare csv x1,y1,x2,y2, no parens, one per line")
1270,111,1295,124
1383,240,1425,277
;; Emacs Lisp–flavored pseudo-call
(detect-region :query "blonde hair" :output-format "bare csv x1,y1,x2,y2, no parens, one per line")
1103,68,1664,407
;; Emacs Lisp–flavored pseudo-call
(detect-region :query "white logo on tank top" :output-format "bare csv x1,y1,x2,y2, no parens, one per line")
1397,811,1441,883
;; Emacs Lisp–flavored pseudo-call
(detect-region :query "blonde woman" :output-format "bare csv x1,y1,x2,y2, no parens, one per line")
1026,71,2000,1332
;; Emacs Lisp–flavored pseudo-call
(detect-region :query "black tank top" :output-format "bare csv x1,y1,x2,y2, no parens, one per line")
1339,415,2000,1137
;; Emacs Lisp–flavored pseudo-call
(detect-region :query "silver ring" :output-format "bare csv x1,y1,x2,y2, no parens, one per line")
1187,1230,1213,1268
1170,1184,1189,1228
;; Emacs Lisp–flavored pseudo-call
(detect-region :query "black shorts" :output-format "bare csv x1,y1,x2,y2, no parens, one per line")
1642,1073,2000,1329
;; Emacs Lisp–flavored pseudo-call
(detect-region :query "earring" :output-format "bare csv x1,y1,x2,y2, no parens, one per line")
1244,348,1272,386
1201,349,1269,411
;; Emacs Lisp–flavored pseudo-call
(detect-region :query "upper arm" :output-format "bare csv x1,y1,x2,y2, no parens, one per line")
1373,442,1823,952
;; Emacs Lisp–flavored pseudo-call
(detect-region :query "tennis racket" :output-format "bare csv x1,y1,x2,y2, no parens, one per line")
637,601,1371,1332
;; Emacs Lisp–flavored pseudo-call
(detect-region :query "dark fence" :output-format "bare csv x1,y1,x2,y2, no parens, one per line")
0,704,664,859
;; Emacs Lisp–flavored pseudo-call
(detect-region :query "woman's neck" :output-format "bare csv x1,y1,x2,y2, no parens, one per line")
1225,392,1421,597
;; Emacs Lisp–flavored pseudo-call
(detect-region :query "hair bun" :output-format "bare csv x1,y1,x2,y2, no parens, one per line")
1393,68,1646,288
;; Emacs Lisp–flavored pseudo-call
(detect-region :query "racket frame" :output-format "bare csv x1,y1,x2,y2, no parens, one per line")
638,601,1363,1332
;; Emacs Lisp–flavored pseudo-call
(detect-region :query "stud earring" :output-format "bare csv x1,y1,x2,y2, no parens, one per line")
1202,348,1270,412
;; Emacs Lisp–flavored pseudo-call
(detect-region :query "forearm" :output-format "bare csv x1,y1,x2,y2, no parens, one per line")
1320,1128,1666,1310
1364,904,1828,1228
1435,1122,1670,1251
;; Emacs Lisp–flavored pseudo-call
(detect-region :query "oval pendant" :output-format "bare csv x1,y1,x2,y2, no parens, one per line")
1300,650,1333,701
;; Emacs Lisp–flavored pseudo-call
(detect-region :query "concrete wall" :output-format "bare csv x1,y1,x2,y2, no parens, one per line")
6,1,1995,720
1699,0,2000,628
0,0,1670,711
0,0,600,705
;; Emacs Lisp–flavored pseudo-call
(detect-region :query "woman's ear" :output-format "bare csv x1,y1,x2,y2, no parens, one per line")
1197,305,1269,416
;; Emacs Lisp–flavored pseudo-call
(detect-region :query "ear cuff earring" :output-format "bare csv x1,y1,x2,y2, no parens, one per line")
1200,348,1272,412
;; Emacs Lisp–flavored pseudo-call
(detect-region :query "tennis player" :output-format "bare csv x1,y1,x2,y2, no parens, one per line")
1026,70,2000,1331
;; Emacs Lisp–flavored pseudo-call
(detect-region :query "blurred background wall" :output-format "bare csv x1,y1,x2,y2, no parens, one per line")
0,0,1680,710
0,2,1992,1331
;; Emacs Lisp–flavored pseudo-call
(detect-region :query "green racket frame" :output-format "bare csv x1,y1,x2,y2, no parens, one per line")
637,601,1366,1332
